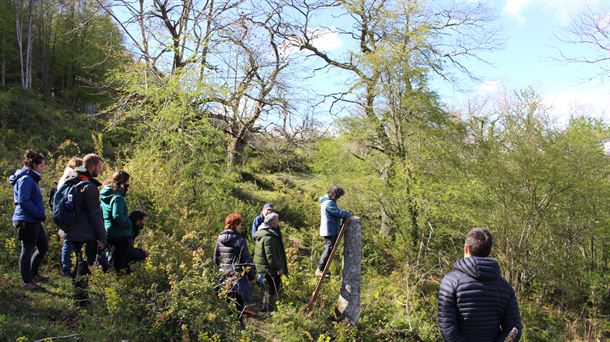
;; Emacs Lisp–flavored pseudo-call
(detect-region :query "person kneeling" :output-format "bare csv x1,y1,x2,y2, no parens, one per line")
128,209,148,263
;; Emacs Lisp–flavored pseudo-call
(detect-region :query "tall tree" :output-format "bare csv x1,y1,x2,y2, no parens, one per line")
104,0,296,166
286,0,500,236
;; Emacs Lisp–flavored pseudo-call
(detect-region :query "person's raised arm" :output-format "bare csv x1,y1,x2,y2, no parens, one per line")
438,274,466,342
326,200,350,219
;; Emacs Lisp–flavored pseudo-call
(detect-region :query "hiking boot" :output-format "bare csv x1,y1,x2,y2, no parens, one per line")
23,282,42,291
61,268,73,278
32,274,49,282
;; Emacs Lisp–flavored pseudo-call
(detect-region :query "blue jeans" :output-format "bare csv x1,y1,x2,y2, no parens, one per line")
61,239,73,272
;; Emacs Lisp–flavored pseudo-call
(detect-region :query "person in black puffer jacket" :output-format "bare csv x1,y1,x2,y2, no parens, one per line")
438,228,522,342
214,213,255,321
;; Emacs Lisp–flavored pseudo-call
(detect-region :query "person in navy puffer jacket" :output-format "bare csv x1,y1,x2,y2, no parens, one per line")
9,150,49,290
438,228,522,342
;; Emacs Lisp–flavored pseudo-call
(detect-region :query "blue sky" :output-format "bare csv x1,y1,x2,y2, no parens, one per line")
437,0,610,126
112,0,608,127
296,0,609,126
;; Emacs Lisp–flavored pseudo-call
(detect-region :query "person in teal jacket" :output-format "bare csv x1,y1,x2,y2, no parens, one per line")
100,171,133,272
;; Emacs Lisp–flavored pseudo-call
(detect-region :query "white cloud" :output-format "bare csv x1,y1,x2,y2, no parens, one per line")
281,27,343,56
504,0,530,24
504,0,607,25
477,80,504,96
309,27,343,52
543,87,610,126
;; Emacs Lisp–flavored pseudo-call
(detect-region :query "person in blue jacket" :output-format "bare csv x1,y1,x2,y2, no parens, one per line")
251,203,275,239
316,186,350,278
9,150,49,290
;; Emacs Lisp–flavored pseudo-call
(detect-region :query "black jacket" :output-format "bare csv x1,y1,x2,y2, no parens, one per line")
438,257,522,342
214,230,254,278
64,168,107,244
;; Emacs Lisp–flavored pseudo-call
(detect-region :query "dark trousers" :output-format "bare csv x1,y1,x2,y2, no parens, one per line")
262,274,282,312
265,274,282,296
318,235,338,271
108,236,131,271
14,221,48,284
72,241,97,305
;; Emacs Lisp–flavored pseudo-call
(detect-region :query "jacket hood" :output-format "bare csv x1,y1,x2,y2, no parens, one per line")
319,195,330,203
217,229,240,244
9,167,40,185
64,167,101,187
454,256,500,281
100,186,117,205
255,224,279,238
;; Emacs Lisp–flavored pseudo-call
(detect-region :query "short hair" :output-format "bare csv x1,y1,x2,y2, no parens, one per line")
24,149,45,168
264,212,279,225
67,157,83,169
129,209,148,222
465,228,493,257
328,186,345,200
83,153,103,168
224,213,242,230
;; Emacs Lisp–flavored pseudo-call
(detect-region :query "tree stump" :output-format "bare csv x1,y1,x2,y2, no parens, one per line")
336,216,361,325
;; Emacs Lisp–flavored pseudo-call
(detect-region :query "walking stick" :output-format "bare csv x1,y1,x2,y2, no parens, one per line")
306,218,350,313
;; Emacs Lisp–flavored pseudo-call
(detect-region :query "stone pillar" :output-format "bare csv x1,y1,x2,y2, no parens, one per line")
336,216,361,325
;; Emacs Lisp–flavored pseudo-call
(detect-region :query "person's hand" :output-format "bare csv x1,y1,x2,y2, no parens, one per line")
97,240,106,249
277,269,284,276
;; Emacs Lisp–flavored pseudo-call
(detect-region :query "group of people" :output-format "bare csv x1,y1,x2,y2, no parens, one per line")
9,150,147,302
213,186,351,322
10,149,523,340
214,186,523,341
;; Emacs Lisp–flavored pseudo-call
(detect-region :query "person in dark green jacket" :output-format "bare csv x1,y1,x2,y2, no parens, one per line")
100,171,133,272
253,213,288,312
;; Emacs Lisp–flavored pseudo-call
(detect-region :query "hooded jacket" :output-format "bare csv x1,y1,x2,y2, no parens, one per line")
251,213,282,240
100,185,133,239
438,257,522,342
214,229,254,275
9,167,46,223
253,223,288,276
63,167,107,244
319,195,350,237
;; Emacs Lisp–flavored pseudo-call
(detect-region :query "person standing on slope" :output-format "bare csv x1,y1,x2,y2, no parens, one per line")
9,150,49,291
316,186,350,278
438,228,522,342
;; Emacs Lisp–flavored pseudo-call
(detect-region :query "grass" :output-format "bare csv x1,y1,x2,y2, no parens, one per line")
1,269,86,341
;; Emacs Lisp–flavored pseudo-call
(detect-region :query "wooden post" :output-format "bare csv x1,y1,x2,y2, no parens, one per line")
335,216,361,325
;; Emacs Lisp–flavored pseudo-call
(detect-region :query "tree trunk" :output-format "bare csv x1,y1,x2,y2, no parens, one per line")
15,2,25,88
24,0,33,89
336,216,361,325
1,29,5,86
227,136,246,167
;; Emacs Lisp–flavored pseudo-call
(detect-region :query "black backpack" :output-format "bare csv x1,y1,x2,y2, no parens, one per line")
52,179,91,232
